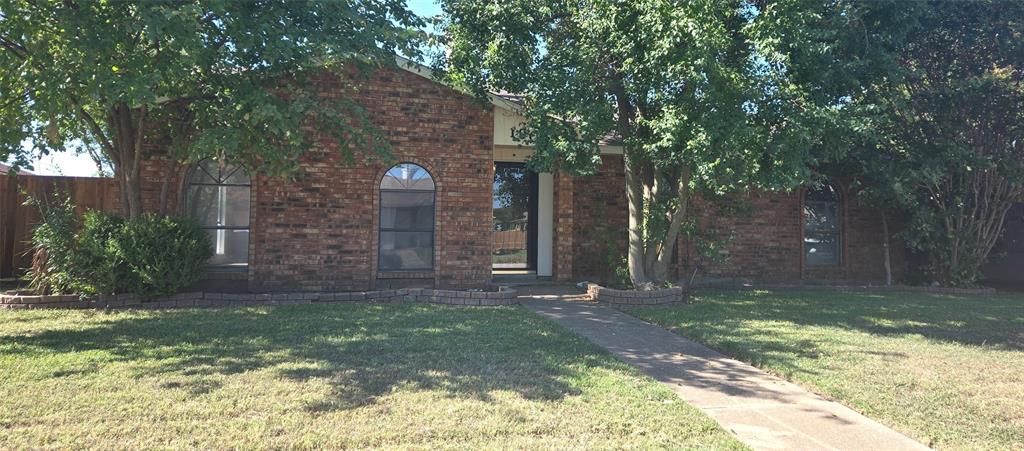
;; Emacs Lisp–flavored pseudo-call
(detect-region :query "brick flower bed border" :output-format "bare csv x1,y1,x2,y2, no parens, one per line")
586,283,685,306
0,294,89,309
0,287,518,310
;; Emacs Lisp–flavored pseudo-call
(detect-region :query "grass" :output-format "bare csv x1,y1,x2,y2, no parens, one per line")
0,303,744,449
629,290,1024,450
492,249,528,265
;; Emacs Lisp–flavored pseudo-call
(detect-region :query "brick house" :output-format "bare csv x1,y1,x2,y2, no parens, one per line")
141,59,903,292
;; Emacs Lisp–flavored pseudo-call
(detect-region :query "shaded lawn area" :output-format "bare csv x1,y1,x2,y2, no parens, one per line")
630,290,1024,450
0,304,744,449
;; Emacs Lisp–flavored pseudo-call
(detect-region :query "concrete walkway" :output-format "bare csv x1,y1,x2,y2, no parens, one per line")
521,296,929,451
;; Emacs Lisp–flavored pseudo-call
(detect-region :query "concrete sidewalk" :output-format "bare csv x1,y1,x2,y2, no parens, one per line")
521,298,929,451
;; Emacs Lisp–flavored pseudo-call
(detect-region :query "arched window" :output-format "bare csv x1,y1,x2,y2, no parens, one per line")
379,163,435,271
804,185,841,266
186,160,251,268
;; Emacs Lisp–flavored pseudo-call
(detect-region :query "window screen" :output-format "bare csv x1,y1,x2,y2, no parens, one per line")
186,160,251,268
379,163,435,270
804,185,841,266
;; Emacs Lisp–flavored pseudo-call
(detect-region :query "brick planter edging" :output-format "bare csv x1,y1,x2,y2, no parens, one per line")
586,283,685,306
0,294,91,309
0,287,518,310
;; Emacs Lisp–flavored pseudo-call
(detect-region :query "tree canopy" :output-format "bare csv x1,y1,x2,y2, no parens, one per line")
439,0,917,286
1,0,422,217
842,0,1024,286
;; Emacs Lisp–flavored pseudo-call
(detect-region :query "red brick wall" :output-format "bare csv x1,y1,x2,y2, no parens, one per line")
572,155,628,282
137,65,903,290
571,155,906,284
255,69,492,291
677,192,803,281
138,156,187,215
141,66,494,291
553,172,575,281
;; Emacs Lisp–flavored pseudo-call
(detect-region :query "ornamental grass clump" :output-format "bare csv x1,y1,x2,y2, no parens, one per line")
25,196,80,295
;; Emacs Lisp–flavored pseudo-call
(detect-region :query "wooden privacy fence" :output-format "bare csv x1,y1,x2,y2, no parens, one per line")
492,230,526,252
1,174,120,279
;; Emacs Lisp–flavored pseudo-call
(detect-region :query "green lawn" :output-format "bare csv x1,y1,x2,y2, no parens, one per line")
0,304,744,449
492,249,528,265
630,290,1024,450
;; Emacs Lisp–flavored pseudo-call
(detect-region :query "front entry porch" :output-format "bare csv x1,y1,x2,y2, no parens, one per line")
491,147,556,279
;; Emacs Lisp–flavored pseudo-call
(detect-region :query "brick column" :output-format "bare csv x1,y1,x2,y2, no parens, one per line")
553,173,574,281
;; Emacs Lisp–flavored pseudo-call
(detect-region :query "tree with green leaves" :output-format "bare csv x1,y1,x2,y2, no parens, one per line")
830,147,913,287
439,0,916,287
853,0,1024,287
1,0,422,217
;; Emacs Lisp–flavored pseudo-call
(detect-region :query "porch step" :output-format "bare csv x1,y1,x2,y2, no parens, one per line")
492,271,556,286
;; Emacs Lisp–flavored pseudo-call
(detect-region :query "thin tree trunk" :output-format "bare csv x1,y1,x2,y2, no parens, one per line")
651,168,692,284
881,209,892,286
687,254,703,288
157,157,179,215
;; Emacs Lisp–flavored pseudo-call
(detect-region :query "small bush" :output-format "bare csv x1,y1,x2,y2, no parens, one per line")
26,197,212,297
75,211,129,295
112,214,212,297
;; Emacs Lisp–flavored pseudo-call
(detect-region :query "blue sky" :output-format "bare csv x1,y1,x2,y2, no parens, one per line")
13,0,444,177
409,0,442,19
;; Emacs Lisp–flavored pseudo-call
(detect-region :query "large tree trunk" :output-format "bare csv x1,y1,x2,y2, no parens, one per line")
624,152,649,288
612,79,653,289
612,79,690,289
157,157,179,216
623,154,692,289
73,99,151,219
107,102,146,218
122,171,143,218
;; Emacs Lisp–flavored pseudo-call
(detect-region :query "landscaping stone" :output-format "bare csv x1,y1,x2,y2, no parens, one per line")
0,287,517,310
586,283,685,307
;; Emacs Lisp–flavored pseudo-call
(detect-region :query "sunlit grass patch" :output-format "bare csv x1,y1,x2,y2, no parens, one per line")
632,290,1024,450
0,304,744,449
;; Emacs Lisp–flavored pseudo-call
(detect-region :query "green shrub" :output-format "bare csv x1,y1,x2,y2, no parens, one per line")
75,211,129,295
26,197,212,297
112,214,212,297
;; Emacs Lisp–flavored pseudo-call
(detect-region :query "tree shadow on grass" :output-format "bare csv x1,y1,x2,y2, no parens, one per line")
631,290,1023,383
661,320,833,381
670,290,1024,352
3,304,609,412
